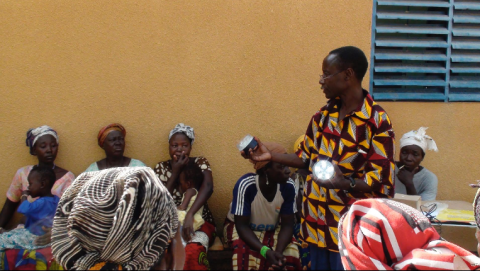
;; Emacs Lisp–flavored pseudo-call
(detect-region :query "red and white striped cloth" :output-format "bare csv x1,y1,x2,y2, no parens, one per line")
339,199,480,270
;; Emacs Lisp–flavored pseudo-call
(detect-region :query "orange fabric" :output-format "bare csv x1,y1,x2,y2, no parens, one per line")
97,123,126,147
181,222,215,270
89,262,122,270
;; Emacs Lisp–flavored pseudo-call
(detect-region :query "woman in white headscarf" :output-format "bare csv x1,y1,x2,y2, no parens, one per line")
395,127,439,200
0,125,75,271
153,123,215,270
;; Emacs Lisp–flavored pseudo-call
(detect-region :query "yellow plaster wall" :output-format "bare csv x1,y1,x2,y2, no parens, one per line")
0,0,478,232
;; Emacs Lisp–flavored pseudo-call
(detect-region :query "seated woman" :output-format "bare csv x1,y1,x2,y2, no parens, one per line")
224,142,301,270
153,123,215,270
339,199,480,270
85,123,146,171
51,167,181,270
0,166,59,251
0,125,74,270
395,127,439,201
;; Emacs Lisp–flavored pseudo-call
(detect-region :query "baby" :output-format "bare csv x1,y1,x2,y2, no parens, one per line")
177,161,205,233
158,162,205,270
0,165,60,250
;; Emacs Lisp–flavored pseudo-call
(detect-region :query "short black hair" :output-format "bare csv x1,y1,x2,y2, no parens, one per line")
29,165,56,190
329,46,368,81
181,160,204,189
255,162,274,175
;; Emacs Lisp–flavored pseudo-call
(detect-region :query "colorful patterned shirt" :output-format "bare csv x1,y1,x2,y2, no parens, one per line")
296,90,395,252
7,166,75,202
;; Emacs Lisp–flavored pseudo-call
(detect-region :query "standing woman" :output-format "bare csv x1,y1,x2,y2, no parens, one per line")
85,123,146,172
153,123,215,270
0,125,75,270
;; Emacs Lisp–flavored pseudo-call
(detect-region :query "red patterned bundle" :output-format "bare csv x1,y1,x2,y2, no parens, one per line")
338,199,480,270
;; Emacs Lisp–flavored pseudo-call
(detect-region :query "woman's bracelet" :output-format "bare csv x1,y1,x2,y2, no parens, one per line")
260,246,271,258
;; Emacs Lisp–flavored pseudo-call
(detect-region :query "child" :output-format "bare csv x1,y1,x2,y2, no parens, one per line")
177,161,205,234
0,165,60,251
159,162,205,270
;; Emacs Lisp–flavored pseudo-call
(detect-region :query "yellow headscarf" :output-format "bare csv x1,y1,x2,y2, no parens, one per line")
293,135,304,153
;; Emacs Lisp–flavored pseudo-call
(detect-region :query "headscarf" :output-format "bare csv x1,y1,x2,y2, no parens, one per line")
52,167,178,270
293,135,304,153
399,127,438,153
26,125,59,155
168,123,195,145
338,199,480,270
97,123,126,147
250,142,287,170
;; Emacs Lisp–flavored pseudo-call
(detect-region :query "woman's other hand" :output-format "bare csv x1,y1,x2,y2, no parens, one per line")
34,226,52,246
171,152,189,175
311,163,348,190
240,137,272,162
266,250,287,270
182,212,195,242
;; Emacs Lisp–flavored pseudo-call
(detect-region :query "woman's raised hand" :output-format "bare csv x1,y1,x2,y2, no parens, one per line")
240,137,272,162
311,163,348,190
171,152,189,174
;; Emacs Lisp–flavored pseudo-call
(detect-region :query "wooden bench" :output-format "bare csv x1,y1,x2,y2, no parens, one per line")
208,237,233,270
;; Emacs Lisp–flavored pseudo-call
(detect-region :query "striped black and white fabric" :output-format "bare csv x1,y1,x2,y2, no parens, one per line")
51,167,178,270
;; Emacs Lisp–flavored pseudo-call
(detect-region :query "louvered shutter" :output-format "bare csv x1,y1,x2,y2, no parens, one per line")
370,0,480,102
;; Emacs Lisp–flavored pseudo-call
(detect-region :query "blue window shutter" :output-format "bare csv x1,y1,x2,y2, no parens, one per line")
449,2,480,101
370,0,480,102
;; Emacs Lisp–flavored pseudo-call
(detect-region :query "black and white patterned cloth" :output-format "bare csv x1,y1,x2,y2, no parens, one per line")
474,187,480,229
51,167,178,270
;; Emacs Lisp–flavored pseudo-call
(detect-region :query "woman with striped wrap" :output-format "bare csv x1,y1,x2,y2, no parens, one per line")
51,167,181,270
